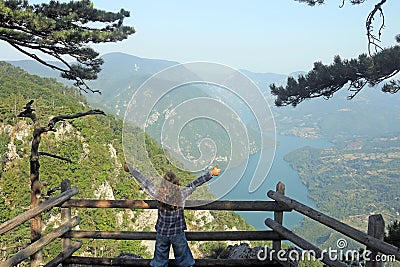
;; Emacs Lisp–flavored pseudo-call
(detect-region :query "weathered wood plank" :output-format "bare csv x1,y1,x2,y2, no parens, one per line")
366,214,385,267
273,182,285,252
60,199,291,211
44,241,82,267
0,216,80,267
60,180,72,254
64,257,281,266
65,230,283,241
60,180,73,267
265,218,348,267
267,190,400,261
0,187,78,235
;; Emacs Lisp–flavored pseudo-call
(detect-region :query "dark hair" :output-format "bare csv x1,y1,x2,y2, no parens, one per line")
157,171,183,210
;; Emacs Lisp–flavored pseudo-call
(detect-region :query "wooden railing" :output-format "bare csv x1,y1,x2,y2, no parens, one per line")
266,190,400,267
0,182,80,267
57,180,289,267
0,179,399,267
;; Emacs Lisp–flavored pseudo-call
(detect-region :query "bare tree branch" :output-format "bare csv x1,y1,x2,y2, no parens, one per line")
46,109,106,131
46,187,61,196
295,0,389,56
366,0,387,55
38,152,72,163
17,99,106,257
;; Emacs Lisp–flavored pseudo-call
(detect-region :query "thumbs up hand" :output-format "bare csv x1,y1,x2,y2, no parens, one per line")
209,164,220,176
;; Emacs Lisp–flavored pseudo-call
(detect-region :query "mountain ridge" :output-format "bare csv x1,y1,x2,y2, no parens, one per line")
8,53,400,156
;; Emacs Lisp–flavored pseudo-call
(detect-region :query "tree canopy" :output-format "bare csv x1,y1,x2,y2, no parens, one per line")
271,0,400,106
0,0,135,93
385,220,400,248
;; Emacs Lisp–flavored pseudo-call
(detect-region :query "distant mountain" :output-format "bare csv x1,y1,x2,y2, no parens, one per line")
8,53,400,141
8,54,180,116
7,59,63,79
85,53,181,116
9,53,287,117
100,52,179,78
7,54,262,172
238,67,400,139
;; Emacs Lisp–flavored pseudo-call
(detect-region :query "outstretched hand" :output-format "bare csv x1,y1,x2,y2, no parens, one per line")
209,164,220,176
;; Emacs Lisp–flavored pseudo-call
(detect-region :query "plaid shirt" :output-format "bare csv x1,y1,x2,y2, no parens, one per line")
129,169,213,236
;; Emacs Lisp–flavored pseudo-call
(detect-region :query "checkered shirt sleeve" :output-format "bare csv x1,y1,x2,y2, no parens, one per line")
129,169,158,198
182,172,213,199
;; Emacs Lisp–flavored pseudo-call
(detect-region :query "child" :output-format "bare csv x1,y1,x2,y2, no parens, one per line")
124,163,221,267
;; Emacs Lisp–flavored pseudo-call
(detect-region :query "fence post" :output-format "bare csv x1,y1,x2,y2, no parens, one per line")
272,181,285,252
61,179,72,267
366,214,385,267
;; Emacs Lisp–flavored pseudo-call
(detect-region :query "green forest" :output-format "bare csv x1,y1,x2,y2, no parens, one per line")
0,62,252,264
284,136,400,249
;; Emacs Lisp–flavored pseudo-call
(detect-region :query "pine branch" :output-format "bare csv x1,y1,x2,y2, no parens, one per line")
7,41,69,74
270,46,400,106
4,40,101,94
0,0,135,93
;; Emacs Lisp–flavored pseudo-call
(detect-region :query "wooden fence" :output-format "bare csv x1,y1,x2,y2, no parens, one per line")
0,180,399,267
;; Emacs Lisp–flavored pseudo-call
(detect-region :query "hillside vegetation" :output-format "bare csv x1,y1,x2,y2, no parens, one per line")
0,62,251,264
285,135,400,249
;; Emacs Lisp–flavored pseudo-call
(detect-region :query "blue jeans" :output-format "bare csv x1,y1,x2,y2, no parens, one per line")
150,232,195,267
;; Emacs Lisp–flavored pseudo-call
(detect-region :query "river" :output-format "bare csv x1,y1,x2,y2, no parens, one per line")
209,134,332,230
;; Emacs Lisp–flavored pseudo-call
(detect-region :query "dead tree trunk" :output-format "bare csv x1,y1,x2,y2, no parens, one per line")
18,100,105,267
30,127,44,265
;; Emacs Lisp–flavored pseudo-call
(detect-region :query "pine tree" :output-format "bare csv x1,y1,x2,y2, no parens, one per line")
0,0,135,93
271,0,400,106
385,220,400,248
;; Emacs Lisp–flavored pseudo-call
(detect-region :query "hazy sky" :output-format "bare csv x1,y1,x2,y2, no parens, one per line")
1,0,399,74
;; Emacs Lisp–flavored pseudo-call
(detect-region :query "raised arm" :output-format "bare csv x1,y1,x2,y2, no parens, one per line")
124,163,157,198
182,164,220,199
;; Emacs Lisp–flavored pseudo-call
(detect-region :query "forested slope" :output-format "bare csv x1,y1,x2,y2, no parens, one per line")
0,62,251,263
285,136,400,249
